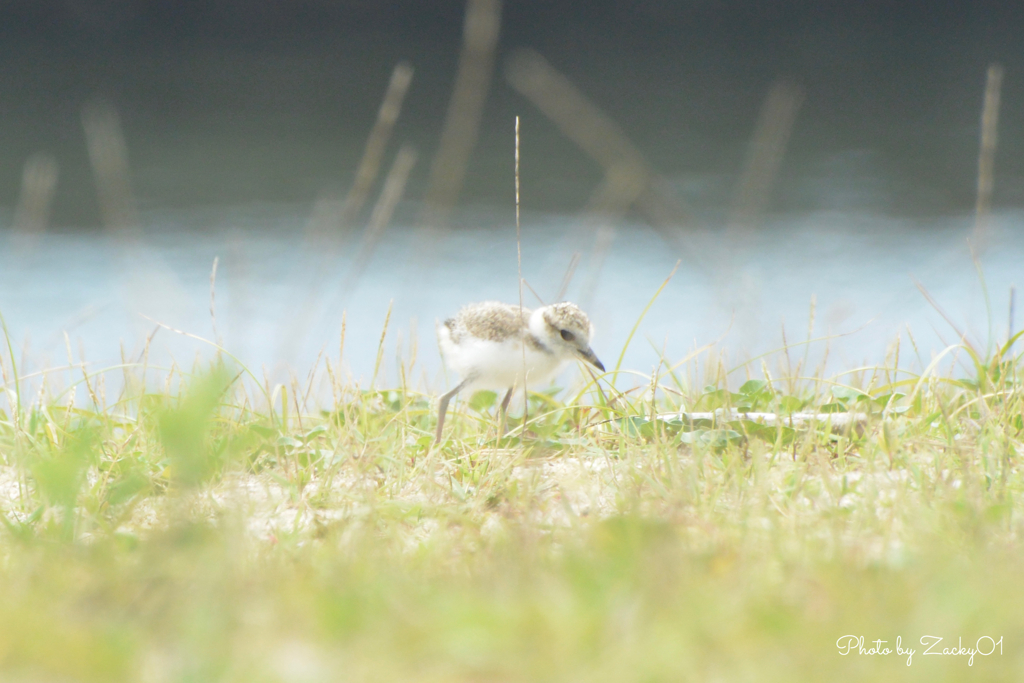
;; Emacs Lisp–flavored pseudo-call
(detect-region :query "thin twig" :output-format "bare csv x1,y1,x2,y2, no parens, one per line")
209,256,220,346
973,63,1003,249
12,153,59,240
505,49,694,245
913,277,978,355
339,62,415,231
337,145,419,303
420,0,502,228
1009,286,1016,347
556,252,581,302
728,82,803,233
516,115,528,439
81,99,138,234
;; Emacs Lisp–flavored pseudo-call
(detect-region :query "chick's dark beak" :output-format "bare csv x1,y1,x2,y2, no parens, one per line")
578,346,605,372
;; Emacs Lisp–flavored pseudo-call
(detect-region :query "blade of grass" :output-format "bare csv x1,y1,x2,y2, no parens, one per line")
612,260,680,384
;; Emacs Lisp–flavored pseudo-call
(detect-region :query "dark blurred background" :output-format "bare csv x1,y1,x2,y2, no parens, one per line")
1,0,1023,226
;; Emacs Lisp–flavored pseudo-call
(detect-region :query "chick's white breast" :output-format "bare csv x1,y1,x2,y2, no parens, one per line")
438,326,565,390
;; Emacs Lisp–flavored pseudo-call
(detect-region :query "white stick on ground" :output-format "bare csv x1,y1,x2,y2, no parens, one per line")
666,411,869,432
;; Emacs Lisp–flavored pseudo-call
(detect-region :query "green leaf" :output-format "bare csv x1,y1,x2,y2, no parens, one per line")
695,388,730,411
733,396,755,412
739,421,797,445
739,379,768,396
107,471,150,506
831,386,869,404
301,424,328,441
779,395,804,414
872,392,905,407
658,418,685,435
32,436,96,508
373,390,403,412
468,390,497,411
679,428,743,451
617,416,650,438
158,369,233,488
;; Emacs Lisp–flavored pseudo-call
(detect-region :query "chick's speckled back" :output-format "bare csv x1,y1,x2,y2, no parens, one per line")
444,301,531,344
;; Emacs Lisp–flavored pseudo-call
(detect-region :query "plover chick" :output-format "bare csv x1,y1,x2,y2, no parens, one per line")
435,301,605,442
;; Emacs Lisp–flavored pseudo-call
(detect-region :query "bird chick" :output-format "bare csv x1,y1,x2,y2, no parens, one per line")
435,301,604,442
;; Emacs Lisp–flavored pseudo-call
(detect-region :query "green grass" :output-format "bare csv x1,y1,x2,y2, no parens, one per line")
1,327,1023,682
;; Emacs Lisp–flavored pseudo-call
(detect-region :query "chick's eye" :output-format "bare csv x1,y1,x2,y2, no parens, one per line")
560,329,575,342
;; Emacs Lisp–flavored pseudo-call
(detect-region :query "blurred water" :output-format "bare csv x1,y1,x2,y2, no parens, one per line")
1,204,1021,399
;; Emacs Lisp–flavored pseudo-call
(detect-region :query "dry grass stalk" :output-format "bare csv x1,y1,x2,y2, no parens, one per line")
577,166,649,308
728,81,803,233
13,153,59,238
81,99,138,233
338,62,415,231
339,145,419,299
505,48,692,240
420,0,502,228
973,63,1003,248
